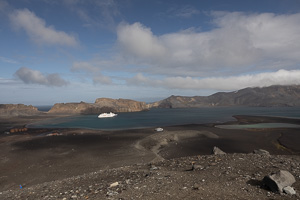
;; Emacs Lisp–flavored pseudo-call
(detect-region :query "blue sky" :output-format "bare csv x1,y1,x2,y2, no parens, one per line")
1,0,300,105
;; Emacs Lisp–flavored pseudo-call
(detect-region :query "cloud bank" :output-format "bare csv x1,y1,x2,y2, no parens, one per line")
15,67,68,87
127,69,300,91
9,8,78,46
117,12,300,77
71,11,300,92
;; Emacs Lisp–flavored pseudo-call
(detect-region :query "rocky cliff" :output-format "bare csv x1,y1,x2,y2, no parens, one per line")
47,102,94,114
95,98,149,112
48,98,149,114
151,85,300,108
0,104,41,117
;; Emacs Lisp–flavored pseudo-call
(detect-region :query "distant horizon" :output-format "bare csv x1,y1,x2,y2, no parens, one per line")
1,0,300,105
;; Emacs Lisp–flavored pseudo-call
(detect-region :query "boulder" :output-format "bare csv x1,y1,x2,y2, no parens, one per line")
263,170,296,194
212,146,226,155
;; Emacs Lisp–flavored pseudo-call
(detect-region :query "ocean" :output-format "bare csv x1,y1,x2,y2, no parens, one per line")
35,105,53,112
28,107,300,130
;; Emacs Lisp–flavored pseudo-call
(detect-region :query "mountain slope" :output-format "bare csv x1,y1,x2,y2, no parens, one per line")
151,85,300,108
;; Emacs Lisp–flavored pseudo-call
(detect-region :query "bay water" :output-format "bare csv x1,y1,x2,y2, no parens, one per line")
29,107,300,130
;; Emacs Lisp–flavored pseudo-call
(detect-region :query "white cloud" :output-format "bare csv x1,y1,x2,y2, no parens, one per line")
116,12,300,77
9,8,78,46
15,67,68,87
127,69,300,91
117,22,166,61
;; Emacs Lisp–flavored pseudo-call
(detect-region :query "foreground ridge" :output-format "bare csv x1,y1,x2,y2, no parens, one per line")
1,153,299,200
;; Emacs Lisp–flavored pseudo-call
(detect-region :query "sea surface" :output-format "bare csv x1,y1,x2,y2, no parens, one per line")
35,105,53,112
28,107,300,130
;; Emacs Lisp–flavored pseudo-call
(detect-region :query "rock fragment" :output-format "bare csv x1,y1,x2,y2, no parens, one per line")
192,183,200,190
263,170,296,194
109,182,119,188
283,186,296,195
212,146,226,155
191,162,204,170
253,149,270,155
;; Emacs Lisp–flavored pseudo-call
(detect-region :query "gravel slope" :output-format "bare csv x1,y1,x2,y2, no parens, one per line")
1,153,299,200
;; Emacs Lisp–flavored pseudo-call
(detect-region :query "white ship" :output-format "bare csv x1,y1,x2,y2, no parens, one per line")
98,112,118,118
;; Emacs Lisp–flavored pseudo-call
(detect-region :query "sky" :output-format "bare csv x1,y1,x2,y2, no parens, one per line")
1,0,300,105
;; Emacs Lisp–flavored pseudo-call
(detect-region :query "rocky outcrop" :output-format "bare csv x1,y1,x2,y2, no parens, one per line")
94,98,149,112
150,85,300,108
0,104,41,117
48,98,149,114
47,102,93,114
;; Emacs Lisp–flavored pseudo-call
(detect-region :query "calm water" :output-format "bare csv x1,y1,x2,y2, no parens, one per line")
28,107,300,130
35,105,53,112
